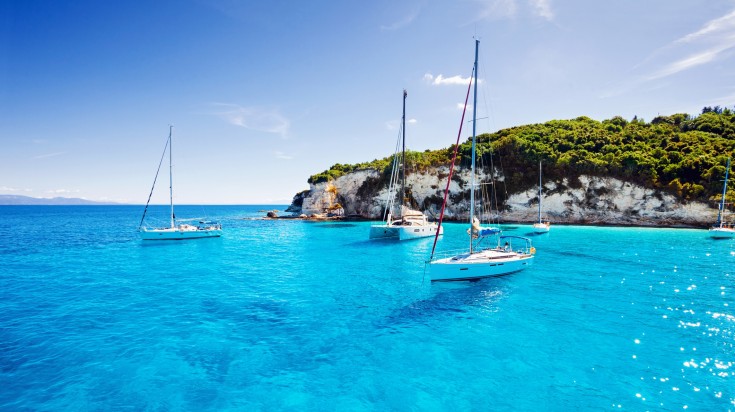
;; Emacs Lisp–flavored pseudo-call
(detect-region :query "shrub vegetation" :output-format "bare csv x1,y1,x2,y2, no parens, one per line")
309,108,735,205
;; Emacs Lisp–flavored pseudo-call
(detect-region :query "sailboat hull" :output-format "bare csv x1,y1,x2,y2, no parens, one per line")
369,223,443,240
140,226,222,240
532,222,550,233
428,249,533,281
709,227,735,239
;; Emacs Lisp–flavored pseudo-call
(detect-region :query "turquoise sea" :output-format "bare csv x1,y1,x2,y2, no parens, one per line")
1,205,733,411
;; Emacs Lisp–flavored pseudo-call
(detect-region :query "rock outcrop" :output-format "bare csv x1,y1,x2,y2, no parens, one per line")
288,167,718,227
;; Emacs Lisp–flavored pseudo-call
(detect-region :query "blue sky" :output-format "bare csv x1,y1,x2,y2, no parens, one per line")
2,0,735,204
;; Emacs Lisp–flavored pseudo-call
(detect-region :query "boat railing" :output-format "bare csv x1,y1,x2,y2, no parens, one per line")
496,235,534,255
428,249,472,262
430,235,535,261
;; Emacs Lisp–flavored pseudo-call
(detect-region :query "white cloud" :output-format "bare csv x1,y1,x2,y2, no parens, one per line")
603,9,735,97
33,151,67,160
211,103,290,138
424,73,473,86
645,48,724,81
469,0,554,22
380,9,419,31
675,10,735,45
473,0,517,21
529,0,553,21
643,11,735,81
456,103,474,111
408,118,417,124
1,187,35,194
274,151,293,160
45,189,80,194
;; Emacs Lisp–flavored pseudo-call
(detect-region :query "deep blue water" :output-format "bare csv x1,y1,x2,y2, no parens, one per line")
0,205,733,410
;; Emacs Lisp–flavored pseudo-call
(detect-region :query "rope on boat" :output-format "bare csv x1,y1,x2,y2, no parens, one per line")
382,123,404,222
138,134,170,230
429,66,474,261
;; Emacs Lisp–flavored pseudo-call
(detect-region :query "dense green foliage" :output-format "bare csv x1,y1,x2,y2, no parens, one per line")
309,109,735,205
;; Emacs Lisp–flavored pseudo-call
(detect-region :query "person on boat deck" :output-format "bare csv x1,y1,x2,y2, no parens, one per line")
468,217,482,238
503,242,510,251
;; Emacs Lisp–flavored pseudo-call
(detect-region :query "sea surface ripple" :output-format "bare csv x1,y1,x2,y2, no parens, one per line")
0,205,733,410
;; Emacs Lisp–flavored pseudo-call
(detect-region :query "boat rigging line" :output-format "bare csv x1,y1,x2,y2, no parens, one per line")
429,66,475,261
138,131,171,230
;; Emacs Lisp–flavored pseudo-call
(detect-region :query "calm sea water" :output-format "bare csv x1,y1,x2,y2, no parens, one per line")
0,205,733,411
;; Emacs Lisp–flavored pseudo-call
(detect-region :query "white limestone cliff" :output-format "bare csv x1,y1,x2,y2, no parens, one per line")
293,168,718,227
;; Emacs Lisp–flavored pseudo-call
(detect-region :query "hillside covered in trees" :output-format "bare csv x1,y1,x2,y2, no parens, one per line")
309,108,735,207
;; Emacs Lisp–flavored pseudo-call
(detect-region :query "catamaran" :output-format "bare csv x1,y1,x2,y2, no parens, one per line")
427,39,535,282
369,90,443,240
532,160,551,233
709,157,734,239
138,126,222,240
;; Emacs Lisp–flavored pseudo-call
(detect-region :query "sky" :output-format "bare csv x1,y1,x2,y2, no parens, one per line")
2,0,735,204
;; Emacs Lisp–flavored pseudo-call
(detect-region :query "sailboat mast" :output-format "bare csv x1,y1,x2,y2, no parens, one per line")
469,39,479,253
401,89,407,213
538,161,542,223
717,157,731,226
169,125,174,229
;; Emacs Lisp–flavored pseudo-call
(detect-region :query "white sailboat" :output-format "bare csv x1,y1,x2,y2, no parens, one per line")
369,90,443,241
427,39,535,282
138,126,222,240
709,157,735,239
532,160,551,233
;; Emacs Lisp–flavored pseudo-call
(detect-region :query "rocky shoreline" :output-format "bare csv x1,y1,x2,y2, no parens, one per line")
283,168,720,228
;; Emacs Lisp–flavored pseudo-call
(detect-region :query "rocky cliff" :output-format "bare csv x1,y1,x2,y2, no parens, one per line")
288,166,718,227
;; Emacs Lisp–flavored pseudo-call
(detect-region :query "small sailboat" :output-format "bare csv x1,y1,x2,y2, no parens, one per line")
369,90,443,241
138,126,222,240
427,39,534,282
532,160,551,233
709,157,735,239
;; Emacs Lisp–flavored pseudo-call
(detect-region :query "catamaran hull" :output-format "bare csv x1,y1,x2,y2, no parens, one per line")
709,228,735,239
398,224,443,240
429,254,533,282
369,224,443,240
139,229,222,240
369,225,400,239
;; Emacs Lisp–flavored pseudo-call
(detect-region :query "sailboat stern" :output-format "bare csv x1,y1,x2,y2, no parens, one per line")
369,224,400,239
532,222,550,233
708,226,735,239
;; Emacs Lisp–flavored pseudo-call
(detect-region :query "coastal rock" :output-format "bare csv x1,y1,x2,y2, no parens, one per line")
301,170,381,216
291,166,719,227
285,190,309,214
503,176,713,227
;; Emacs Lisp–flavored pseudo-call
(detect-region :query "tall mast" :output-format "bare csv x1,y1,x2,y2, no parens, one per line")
717,157,731,226
538,161,542,223
469,39,479,253
169,125,174,228
401,89,407,212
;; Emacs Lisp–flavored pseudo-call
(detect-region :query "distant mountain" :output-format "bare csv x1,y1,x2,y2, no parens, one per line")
0,195,121,205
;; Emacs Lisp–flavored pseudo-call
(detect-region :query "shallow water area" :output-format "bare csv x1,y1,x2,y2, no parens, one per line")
1,205,733,410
